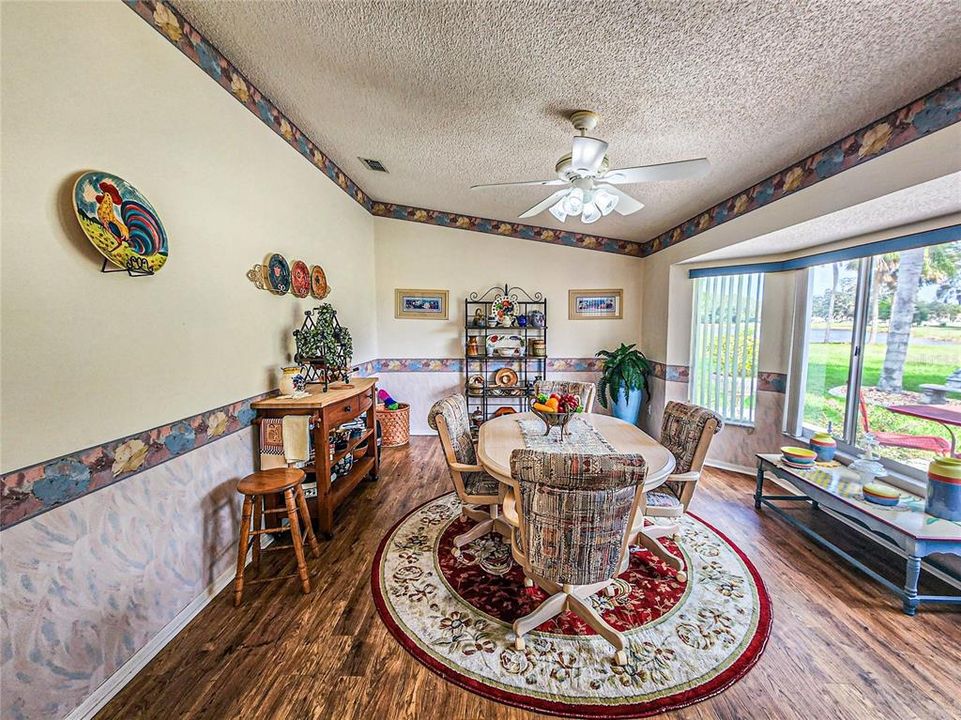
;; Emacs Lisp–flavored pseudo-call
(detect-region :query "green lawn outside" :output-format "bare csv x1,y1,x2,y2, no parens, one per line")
804,330,960,466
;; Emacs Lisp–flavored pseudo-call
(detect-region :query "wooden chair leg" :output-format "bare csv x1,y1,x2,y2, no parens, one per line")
233,496,253,607
284,489,311,595
295,485,321,558
512,591,568,649
568,594,628,665
252,496,263,572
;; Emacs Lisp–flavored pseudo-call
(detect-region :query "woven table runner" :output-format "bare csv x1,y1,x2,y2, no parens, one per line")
517,416,617,454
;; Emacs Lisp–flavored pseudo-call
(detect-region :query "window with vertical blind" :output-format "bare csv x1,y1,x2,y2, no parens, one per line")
690,273,764,424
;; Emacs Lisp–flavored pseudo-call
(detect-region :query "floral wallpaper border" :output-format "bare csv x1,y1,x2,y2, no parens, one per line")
125,2,961,259
757,372,788,394
124,0,638,257
640,78,961,256
1,357,606,528
357,357,606,373
369,202,643,256
649,360,690,383
0,391,270,530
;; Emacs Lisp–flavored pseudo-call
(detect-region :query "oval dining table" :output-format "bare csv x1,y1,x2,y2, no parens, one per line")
476,411,685,580
477,411,676,487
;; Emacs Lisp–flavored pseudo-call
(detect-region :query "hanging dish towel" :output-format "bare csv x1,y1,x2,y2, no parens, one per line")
259,418,286,470
282,415,311,467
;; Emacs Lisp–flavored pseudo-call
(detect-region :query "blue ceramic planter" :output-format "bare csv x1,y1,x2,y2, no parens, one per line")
611,386,645,426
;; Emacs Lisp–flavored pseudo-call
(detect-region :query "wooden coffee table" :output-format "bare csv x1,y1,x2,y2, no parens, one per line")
755,453,961,615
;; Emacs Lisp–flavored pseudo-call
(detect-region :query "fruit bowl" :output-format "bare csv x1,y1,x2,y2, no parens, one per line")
530,402,576,439
530,391,584,440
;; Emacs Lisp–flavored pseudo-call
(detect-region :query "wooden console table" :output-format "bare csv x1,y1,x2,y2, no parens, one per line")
252,378,378,538
755,454,961,615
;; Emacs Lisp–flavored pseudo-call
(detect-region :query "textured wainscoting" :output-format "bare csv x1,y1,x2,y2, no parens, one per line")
0,428,255,720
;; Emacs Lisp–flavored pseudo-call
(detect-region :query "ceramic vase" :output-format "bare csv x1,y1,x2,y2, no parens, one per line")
279,366,300,395
611,386,645,426
926,457,961,521
809,432,837,462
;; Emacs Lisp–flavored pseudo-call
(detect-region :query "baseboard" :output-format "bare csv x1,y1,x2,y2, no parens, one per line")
704,459,755,476
65,540,269,720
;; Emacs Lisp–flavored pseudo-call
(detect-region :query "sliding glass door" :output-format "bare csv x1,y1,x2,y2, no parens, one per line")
794,239,960,475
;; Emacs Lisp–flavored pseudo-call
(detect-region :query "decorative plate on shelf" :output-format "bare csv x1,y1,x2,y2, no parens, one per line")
311,264,330,299
72,171,169,273
493,407,516,417
290,260,310,298
486,334,523,358
265,253,291,294
494,368,518,387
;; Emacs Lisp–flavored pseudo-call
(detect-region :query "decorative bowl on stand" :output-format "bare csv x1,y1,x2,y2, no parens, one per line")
530,401,576,440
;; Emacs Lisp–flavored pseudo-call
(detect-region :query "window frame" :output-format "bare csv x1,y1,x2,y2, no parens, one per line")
788,255,931,484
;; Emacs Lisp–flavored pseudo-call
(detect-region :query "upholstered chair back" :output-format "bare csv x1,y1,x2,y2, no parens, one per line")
427,394,477,465
659,401,723,474
509,450,647,586
534,380,597,413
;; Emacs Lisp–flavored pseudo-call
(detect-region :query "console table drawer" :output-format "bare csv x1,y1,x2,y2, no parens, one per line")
326,391,372,426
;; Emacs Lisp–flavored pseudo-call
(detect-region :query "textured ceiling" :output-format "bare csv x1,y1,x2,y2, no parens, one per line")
687,172,961,263
175,0,961,244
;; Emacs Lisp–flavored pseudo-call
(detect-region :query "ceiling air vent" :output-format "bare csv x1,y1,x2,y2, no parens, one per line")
359,157,388,173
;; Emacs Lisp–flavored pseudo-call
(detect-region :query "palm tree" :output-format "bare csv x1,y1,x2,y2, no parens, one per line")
877,247,924,392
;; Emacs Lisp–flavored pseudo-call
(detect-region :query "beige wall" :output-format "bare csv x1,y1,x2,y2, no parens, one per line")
373,217,644,358
0,1,377,472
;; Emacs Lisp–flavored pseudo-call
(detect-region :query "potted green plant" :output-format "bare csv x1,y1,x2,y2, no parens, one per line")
596,343,651,424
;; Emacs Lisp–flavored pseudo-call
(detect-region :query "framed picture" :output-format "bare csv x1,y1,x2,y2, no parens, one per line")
395,289,449,320
569,289,623,320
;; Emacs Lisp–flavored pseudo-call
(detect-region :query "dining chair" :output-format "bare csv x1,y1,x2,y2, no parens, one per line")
506,449,648,666
628,401,722,580
647,401,723,518
534,380,597,413
427,394,502,555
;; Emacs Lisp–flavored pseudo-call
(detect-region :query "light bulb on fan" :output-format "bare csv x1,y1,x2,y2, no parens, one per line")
581,201,601,224
560,187,584,215
594,188,618,216
549,199,568,222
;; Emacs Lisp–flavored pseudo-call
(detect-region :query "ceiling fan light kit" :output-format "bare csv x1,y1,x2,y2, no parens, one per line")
471,110,710,225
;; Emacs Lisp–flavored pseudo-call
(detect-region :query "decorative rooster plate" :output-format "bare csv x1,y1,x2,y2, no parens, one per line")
265,253,291,294
73,171,169,272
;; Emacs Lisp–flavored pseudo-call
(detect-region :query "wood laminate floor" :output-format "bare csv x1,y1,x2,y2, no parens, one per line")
97,437,961,720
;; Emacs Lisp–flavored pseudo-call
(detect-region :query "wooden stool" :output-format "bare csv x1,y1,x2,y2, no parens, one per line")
233,468,321,606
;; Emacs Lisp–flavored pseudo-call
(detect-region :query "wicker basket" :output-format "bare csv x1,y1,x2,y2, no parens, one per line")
378,402,410,447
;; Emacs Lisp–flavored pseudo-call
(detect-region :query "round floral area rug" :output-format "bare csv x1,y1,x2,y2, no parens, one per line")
371,493,771,718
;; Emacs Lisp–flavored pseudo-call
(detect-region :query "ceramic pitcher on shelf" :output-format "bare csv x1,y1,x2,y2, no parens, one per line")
279,366,300,396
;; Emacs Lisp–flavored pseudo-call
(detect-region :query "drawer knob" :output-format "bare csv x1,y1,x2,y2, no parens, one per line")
344,404,352,412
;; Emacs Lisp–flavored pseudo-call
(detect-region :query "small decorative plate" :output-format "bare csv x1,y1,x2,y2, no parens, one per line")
494,368,518,387
311,264,329,299
265,253,291,294
291,260,310,298
493,407,516,417
486,334,523,357
72,171,169,273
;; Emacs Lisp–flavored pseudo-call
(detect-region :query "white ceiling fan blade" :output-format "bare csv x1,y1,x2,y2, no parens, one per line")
596,184,644,215
571,136,609,174
603,158,710,185
471,178,566,190
518,189,570,219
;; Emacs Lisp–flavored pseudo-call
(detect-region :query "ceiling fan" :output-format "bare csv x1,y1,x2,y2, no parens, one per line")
470,110,710,224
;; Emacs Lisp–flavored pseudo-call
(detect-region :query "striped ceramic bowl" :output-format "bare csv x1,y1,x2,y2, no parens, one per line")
863,483,900,506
